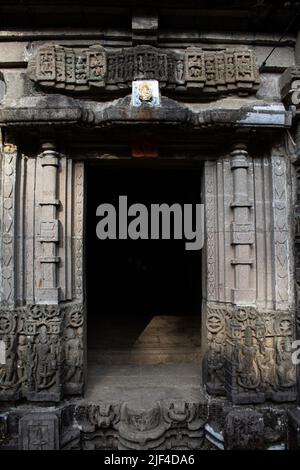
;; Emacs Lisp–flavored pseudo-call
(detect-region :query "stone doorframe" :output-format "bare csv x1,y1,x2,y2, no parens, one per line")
0,129,298,404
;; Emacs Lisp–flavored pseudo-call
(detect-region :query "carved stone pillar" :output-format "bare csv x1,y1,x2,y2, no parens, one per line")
0,143,17,306
295,160,300,406
35,141,60,304
271,154,291,310
230,144,255,305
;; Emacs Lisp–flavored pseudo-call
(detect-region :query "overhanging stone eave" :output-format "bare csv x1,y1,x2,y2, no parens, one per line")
0,95,292,130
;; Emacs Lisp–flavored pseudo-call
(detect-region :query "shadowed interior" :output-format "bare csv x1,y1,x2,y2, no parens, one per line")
85,161,202,398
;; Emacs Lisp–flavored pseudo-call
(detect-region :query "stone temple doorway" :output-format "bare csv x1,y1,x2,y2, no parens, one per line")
85,160,203,402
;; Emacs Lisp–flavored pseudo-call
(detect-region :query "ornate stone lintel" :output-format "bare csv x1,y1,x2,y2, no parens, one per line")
27,44,260,98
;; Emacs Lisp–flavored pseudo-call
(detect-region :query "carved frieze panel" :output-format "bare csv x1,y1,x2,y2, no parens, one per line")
27,44,260,97
77,400,206,450
206,304,297,403
0,303,84,402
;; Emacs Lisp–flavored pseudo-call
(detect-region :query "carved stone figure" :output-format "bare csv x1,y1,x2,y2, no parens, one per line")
206,332,225,392
276,337,296,389
65,327,83,383
0,335,17,388
258,337,277,391
36,326,57,390
16,335,27,383
237,326,261,390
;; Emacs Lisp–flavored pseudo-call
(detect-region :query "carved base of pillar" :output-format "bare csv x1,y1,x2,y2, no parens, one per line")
35,287,60,304
0,388,20,401
26,389,62,402
231,288,256,305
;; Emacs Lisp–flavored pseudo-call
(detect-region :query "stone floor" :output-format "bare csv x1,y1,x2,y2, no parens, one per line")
85,363,204,404
88,314,202,365
86,313,203,404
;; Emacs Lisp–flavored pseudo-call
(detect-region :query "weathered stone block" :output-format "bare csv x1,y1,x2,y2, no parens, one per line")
224,410,264,450
288,408,300,450
19,413,59,450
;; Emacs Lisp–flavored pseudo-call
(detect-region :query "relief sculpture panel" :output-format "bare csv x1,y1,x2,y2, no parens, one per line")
0,303,84,401
205,304,297,404
27,44,259,97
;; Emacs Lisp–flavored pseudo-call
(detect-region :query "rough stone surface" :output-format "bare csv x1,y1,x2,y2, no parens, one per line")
288,408,300,450
224,410,264,450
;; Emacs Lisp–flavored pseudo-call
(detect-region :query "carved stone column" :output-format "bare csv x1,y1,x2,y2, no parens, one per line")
230,144,255,305
0,142,17,306
35,140,60,304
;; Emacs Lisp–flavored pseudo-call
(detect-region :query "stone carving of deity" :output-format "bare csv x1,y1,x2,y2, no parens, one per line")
36,325,57,390
237,327,261,390
276,337,296,388
65,327,83,383
17,334,27,383
0,335,17,388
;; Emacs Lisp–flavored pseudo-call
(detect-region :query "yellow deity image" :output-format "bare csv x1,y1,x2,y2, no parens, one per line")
138,82,153,102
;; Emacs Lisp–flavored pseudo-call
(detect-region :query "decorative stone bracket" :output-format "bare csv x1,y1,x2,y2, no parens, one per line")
27,44,260,97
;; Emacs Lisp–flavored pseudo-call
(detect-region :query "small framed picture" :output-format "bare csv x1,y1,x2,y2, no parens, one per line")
131,80,160,107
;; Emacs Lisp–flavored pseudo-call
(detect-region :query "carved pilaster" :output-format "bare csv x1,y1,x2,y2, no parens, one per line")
0,143,17,306
271,155,290,310
230,145,255,305
295,165,300,405
35,141,60,304
280,65,300,403
204,162,218,301
72,162,85,301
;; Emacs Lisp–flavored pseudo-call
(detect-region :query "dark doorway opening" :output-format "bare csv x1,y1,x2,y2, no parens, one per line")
85,160,203,400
